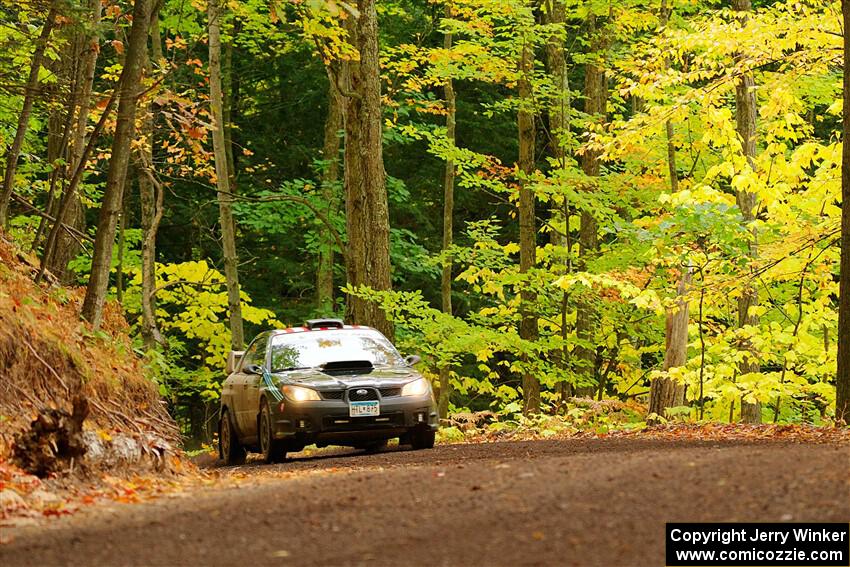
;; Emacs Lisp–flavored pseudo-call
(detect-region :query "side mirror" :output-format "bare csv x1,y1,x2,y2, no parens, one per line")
226,350,245,375
404,355,421,366
244,364,263,375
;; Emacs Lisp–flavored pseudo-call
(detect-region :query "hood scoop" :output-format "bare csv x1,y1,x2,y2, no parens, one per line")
321,360,374,376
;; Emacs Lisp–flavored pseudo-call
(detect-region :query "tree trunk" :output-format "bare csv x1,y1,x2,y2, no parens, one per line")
544,0,572,402
342,0,394,339
137,4,164,350
733,0,761,424
39,0,101,283
574,13,606,398
318,80,342,314
649,269,691,417
836,0,850,424
44,33,85,282
0,2,59,227
648,0,689,421
209,0,245,350
32,55,67,252
115,187,129,304
223,38,237,191
518,37,540,415
137,159,164,349
81,0,152,328
438,4,456,420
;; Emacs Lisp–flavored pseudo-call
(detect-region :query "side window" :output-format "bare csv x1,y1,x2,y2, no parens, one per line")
239,342,259,371
240,334,269,371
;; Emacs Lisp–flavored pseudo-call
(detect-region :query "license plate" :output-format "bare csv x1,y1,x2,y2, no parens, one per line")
349,400,380,417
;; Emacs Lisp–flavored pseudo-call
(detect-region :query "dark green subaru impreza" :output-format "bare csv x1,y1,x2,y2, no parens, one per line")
218,319,438,464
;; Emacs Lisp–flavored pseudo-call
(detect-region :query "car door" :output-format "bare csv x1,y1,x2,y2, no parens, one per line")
221,369,243,427
241,333,270,439
234,339,261,435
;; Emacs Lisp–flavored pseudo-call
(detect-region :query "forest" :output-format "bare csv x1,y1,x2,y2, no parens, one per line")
1,0,849,445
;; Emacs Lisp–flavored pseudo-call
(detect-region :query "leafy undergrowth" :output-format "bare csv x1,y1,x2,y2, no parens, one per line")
609,423,850,443
0,234,180,475
437,400,850,445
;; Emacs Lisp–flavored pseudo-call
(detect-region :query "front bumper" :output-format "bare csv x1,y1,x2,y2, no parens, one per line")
269,393,438,448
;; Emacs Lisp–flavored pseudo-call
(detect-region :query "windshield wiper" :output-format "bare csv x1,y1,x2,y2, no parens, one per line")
273,366,314,373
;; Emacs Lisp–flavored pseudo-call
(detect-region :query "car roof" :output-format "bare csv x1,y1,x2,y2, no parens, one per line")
269,324,375,337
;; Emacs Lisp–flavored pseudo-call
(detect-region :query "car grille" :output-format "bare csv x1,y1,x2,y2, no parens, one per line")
347,388,379,401
320,390,345,400
379,387,401,398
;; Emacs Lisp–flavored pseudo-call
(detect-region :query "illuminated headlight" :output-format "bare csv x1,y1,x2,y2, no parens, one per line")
401,378,431,397
281,385,321,402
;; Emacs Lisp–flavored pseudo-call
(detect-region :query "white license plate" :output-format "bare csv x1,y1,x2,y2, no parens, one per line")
349,400,380,417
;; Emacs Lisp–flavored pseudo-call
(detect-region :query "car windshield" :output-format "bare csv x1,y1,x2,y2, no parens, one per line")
269,329,405,371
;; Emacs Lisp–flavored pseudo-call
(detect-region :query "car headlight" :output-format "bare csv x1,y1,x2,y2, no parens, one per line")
281,385,321,402
401,377,431,397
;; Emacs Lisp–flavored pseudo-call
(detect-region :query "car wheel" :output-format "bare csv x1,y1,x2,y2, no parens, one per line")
410,428,435,450
259,400,287,464
219,408,246,466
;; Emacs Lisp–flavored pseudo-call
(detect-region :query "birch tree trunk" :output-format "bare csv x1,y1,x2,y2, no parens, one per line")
836,0,850,424
81,0,152,327
733,0,761,423
438,3,456,420
209,0,245,350
0,2,59,227
342,0,394,339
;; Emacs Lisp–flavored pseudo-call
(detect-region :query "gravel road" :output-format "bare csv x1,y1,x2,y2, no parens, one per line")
1,438,848,566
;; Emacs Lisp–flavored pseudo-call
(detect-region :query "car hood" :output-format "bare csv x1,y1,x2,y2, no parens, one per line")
275,366,419,389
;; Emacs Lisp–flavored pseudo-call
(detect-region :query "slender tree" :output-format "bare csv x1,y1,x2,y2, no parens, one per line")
836,0,850,424
318,81,342,314
209,0,245,349
32,50,67,254
81,0,152,327
137,2,164,349
544,0,572,402
438,2,457,420
0,1,60,227
732,0,761,423
39,0,101,281
342,0,394,338
574,13,607,398
518,33,540,414
648,0,689,420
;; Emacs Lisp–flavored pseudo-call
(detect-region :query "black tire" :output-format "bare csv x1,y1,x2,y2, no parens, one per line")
410,428,435,450
219,408,246,466
259,400,287,464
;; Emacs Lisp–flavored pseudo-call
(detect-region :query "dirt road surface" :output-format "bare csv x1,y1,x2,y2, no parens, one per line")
1,438,848,566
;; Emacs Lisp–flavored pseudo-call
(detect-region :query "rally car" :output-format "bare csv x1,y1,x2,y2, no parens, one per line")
218,319,438,464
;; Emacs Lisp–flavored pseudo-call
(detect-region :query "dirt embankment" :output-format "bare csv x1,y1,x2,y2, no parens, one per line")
0,234,180,478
